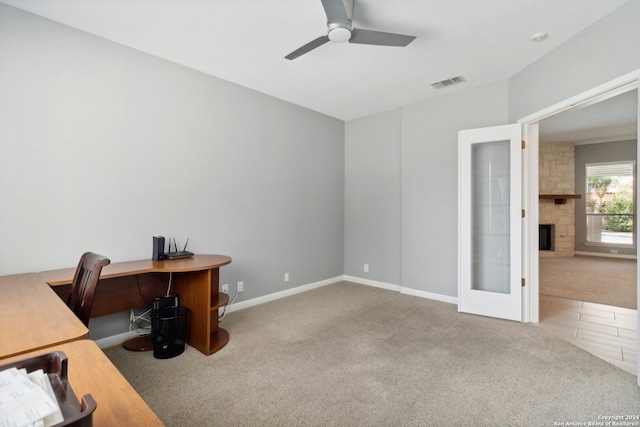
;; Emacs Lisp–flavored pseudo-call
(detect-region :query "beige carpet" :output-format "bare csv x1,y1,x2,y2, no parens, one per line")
539,255,637,309
104,282,639,426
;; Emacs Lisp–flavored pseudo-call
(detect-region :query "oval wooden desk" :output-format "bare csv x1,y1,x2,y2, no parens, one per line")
1,339,164,426
40,255,232,356
0,273,88,360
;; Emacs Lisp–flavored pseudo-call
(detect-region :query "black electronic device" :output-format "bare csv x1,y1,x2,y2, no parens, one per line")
152,293,179,311
164,251,194,259
151,293,186,359
152,236,166,261
164,237,194,260
152,306,188,359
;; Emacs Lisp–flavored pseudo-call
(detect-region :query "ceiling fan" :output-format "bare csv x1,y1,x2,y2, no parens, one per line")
285,0,416,60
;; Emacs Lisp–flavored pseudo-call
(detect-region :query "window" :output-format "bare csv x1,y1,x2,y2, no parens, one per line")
585,161,635,246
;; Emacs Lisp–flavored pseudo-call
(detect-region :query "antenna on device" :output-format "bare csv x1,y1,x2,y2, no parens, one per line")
160,236,194,259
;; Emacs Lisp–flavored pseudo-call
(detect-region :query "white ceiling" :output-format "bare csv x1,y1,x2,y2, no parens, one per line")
1,0,630,122
539,90,638,144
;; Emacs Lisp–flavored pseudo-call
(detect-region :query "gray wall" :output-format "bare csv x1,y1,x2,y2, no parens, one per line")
400,82,509,297
0,4,344,338
344,109,401,284
574,140,637,256
344,81,509,296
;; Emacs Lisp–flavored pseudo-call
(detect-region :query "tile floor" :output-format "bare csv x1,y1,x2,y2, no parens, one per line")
538,294,637,376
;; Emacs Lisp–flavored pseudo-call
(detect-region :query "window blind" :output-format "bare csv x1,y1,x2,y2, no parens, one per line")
586,162,634,178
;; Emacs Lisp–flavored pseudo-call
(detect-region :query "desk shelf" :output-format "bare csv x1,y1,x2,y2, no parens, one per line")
211,292,229,309
169,262,232,356
208,292,230,354
210,328,230,354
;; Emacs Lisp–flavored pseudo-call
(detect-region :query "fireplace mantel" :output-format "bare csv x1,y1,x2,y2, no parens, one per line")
539,194,581,205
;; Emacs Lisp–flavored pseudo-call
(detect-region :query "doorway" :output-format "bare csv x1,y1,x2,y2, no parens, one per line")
519,70,639,379
537,89,637,305
535,89,638,375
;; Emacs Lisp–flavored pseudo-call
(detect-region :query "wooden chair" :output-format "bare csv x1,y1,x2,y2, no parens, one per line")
67,252,111,327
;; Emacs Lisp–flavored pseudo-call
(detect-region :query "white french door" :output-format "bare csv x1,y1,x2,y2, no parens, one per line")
458,124,523,321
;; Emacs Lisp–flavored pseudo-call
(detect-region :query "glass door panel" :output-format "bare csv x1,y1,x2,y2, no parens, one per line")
471,140,510,294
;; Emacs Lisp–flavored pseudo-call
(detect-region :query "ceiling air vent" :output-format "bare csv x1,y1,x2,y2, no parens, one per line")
431,75,466,89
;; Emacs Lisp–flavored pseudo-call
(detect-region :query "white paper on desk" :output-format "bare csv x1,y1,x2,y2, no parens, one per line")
0,367,60,427
26,370,64,427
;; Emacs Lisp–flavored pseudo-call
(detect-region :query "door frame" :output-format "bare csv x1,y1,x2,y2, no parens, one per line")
517,69,639,324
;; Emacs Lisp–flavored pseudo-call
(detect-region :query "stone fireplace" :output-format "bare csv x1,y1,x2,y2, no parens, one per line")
539,141,576,258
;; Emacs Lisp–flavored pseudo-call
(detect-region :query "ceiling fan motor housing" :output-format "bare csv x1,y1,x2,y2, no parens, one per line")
328,22,352,43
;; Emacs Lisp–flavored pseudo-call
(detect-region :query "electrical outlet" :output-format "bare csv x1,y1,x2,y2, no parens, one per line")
364,264,369,273
237,281,244,292
284,272,289,282
221,284,229,294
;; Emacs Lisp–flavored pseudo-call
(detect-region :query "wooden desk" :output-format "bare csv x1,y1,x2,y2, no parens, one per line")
0,273,88,360
1,340,164,426
40,255,232,356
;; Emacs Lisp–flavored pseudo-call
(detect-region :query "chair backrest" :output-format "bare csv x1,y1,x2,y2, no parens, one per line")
67,252,111,327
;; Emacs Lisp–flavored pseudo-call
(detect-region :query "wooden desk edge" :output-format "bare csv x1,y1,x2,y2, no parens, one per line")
0,340,164,426
0,273,89,360
2,334,90,361
40,254,232,286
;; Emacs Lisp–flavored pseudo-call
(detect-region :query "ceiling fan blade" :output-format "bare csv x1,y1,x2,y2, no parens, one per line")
321,0,350,26
349,28,416,47
285,36,330,60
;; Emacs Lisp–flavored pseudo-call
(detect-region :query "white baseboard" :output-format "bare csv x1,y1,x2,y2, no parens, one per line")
400,287,458,305
574,251,636,260
224,275,344,314
342,275,401,292
94,274,457,348
343,275,458,305
94,331,142,349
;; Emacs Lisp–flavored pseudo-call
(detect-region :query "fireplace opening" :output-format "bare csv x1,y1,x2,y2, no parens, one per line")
539,224,555,251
